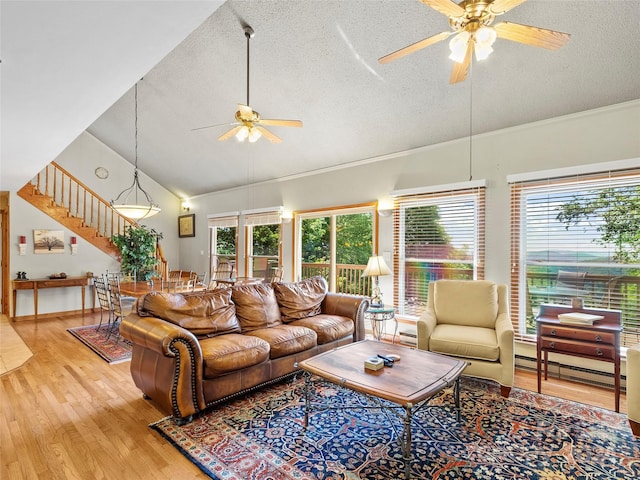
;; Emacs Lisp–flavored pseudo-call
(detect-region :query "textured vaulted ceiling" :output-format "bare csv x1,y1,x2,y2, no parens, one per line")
3,1,640,197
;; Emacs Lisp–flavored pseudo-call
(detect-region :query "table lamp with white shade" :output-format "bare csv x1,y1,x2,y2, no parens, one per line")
362,255,391,307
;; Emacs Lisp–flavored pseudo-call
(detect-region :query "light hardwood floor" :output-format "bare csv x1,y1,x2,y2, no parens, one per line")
1,312,628,479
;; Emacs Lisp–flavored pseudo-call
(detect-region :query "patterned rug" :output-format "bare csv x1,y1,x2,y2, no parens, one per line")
67,324,132,364
150,376,639,479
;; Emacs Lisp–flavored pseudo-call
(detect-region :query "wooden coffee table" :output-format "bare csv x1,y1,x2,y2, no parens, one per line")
298,340,468,479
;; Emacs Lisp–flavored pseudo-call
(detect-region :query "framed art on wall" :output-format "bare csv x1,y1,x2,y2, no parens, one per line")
33,229,64,254
178,214,195,238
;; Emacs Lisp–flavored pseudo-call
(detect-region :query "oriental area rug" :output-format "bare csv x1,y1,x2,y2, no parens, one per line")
150,376,639,480
67,324,132,364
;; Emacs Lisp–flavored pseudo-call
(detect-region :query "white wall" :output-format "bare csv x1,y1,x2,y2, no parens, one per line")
178,100,640,299
10,132,180,317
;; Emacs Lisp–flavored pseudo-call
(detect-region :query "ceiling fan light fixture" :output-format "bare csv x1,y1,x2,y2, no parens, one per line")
475,26,497,46
474,42,493,61
248,127,262,143
449,31,470,63
236,126,249,141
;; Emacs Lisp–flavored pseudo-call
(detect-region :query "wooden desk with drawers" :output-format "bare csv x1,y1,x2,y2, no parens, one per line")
536,303,622,412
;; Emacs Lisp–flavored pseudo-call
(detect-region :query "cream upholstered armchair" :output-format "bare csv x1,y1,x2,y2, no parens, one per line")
627,344,640,436
417,279,514,397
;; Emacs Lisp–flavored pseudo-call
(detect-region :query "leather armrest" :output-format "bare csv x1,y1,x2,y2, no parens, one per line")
120,312,202,359
119,312,206,419
321,293,369,341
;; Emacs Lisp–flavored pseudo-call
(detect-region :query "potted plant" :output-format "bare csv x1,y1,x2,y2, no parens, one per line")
112,225,163,281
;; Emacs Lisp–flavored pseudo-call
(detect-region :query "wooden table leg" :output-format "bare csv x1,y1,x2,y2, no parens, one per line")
33,285,38,319
81,285,86,317
537,344,542,393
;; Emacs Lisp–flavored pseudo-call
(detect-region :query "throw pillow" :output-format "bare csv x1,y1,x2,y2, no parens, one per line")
137,289,240,337
274,276,328,322
231,283,282,332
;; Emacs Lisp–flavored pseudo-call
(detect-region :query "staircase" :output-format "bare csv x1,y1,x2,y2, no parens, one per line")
18,161,135,260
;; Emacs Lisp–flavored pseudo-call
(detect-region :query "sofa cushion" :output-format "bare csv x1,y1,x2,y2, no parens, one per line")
136,290,240,337
289,314,353,345
232,283,282,332
433,280,498,329
273,276,327,322
200,334,270,378
246,325,317,359
429,324,500,361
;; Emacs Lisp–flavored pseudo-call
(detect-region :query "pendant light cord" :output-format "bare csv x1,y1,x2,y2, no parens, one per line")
246,29,251,106
469,61,473,181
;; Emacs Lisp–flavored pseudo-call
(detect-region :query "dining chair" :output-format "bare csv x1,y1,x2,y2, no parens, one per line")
208,262,234,289
93,275,113,332
270,266,284,283
106,274,136,341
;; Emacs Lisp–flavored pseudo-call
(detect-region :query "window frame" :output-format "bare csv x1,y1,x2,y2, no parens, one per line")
392,181,486,319
509,166,640,346
294,203,377,292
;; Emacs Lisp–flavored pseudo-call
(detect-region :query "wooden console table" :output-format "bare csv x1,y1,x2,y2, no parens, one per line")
12,276,91,319
536,303,622,412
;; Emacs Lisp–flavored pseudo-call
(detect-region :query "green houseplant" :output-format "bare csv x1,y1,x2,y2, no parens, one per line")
112,225,163,281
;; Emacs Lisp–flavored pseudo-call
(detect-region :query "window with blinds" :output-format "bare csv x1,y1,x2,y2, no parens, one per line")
393,183,486,318
208,214,238,277
509,168,640,347
244,210,282,281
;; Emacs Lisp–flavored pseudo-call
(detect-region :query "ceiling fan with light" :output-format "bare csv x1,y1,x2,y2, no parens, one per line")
379,0,570,84
193,25,302,144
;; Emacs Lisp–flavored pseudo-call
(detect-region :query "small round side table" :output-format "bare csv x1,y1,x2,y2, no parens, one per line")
364,306,398,343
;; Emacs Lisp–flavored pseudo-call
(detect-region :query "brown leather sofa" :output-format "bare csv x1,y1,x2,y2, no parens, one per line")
120,276,368,423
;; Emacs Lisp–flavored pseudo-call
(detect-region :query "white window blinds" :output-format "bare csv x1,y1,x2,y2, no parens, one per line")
509,167,640,346
393,183,486,318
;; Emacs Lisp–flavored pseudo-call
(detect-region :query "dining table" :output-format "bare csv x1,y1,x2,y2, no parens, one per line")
118,280,207,297
215,277,264,286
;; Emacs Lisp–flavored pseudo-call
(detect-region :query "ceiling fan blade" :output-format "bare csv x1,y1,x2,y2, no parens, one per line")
420,0,465,18
191,121,237,132
450,40,473,84
379,31,451,64
489,0,528,15
260,119,303,128
218,125,243,142
494,22,570,50
255,126,282,144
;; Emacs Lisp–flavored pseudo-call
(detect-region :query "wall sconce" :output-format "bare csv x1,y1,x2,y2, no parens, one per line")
377,198,394,217
18,235,27,255
181,200,191,212
70,236,78,255
281,210,293,224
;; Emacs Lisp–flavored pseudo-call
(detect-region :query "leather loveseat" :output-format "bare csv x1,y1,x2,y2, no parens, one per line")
120,276,368,423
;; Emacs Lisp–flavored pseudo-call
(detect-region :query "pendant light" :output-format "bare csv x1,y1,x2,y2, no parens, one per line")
111,81,161,220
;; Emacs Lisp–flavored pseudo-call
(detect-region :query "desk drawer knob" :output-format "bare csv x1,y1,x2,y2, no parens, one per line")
596,348,603,356
549,342,556,349
550,329,557,336
595,335,602,342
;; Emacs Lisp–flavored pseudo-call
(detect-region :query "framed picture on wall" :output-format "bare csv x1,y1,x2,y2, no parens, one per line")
178,214,195,238
33,229,64,254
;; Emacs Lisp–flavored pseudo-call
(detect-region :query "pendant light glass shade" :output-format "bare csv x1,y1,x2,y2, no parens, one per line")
111,82,160,220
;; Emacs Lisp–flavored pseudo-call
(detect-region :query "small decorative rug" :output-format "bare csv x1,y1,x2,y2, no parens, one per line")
151,376,639,479
67,324,132,364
